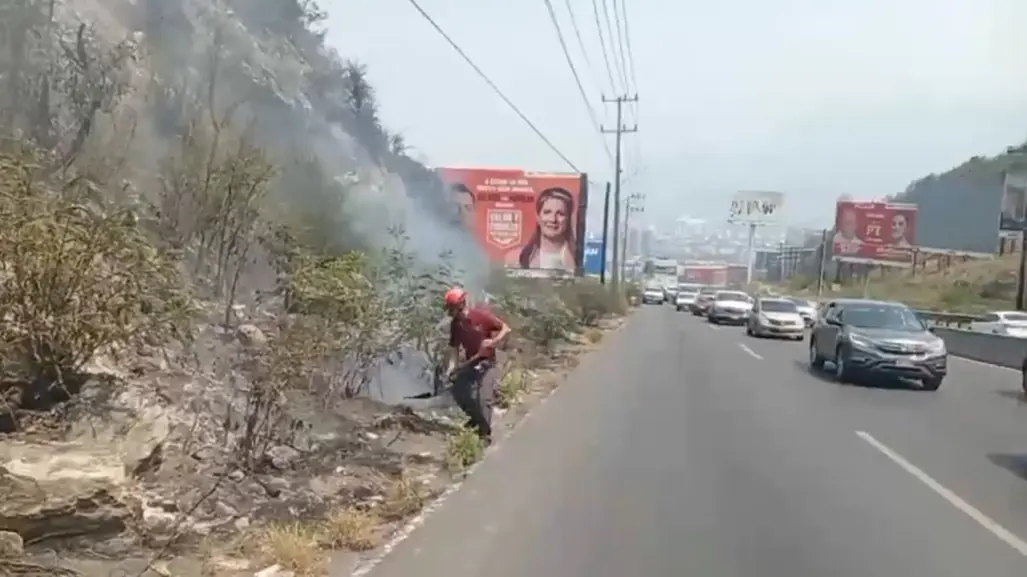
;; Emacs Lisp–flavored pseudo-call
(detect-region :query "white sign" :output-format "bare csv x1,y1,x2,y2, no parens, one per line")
728,191,784,225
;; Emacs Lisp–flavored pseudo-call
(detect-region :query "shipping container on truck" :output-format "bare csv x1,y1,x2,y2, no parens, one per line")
680,264,728,286
725,264,748,285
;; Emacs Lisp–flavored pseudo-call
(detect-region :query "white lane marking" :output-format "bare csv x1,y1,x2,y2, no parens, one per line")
855,430,1027,557
707,324,720,331
953,356,1019,374
738,343,763,360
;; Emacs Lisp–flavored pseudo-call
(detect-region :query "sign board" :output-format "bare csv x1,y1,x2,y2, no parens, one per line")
436,167,588,276
999,170,1027,239
583,240,604,276
728,191,785,225
832,200,917,266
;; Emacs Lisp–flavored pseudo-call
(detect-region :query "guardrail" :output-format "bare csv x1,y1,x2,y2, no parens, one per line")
931,327,1025,371
913,310,982,329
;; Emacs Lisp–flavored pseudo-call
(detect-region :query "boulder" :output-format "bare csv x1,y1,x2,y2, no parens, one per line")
0,465,128,543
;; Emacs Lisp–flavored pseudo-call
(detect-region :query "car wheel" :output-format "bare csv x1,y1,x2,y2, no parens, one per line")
833,346,850,383
809,339,825,369
921,377,943,391
745,325,753,336
794,334,804,341
708,316,717,324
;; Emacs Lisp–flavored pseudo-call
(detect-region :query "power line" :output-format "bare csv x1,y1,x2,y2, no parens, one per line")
543,0,614,164
562,0,604,96
618,0,638,95
599,0,628,91
404,0,580,171
590,0,620,93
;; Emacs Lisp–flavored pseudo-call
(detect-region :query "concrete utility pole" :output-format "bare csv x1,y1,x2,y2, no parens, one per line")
622,193,644,281
601,93,638,291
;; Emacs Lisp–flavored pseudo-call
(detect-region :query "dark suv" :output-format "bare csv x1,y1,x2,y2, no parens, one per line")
808,299,947,390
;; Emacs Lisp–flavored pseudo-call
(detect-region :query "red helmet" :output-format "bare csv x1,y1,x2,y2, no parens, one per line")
443,287,467,309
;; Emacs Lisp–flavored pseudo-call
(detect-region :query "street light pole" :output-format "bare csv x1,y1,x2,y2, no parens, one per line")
621,193,644,281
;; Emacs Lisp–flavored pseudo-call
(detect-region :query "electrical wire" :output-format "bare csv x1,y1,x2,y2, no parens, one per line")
590,0,621,94
562,0,605,96
618,0,638,96
543,0,614,164
599,0,628,92
404,0,580,171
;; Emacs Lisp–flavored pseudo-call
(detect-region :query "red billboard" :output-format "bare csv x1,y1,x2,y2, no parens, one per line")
832,200,917,265
437,167,588,276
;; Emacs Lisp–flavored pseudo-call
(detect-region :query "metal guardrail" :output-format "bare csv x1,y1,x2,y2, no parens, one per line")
913,309,982,329
931,327,1026,371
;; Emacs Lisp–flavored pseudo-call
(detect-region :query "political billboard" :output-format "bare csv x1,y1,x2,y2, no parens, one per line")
728,191,785,225
832,200,917,266
437,167,588,276
583,239,604,276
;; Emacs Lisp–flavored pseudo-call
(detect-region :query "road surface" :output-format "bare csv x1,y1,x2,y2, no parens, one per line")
356,306,1027,577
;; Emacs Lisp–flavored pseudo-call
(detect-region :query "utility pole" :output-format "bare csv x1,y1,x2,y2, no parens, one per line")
599,182,611,285
601,93,638,291
815,228,829,301
621,193,644,281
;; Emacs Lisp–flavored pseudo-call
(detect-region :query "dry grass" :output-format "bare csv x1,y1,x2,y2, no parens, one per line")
496,367,529,409
375,471,430,521
319,507,383,551
252,522,326,576
584,328,603,344
445,426,485,472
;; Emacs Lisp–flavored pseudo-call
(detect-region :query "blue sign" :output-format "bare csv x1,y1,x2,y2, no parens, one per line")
583,240,604,275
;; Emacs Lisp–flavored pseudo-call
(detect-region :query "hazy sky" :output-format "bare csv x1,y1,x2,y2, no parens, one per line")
323,0,1027,230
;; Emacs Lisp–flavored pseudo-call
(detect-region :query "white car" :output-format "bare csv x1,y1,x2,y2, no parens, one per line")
641,286,665,305
707,291,754,325
675,291,698,312
747,298,806,340
969,311,1027,337
786,296,818,327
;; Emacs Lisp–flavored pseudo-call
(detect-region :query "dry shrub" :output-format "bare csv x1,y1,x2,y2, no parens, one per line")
446,426,485,472
584,328,603,344
558,280,625,326
0,149,191,417
318,507,382,551
496,367,528,409
253,522,325,576
374,471,430,522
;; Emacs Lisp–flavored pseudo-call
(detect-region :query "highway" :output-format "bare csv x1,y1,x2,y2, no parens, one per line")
355,306,1027,577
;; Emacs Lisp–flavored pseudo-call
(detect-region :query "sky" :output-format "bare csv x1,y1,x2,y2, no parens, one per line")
322,0,1027,231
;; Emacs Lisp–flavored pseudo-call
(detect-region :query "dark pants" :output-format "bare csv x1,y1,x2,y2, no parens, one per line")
451,359,497,440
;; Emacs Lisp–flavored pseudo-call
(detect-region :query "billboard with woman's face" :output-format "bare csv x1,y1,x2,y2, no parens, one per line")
437,167,588,276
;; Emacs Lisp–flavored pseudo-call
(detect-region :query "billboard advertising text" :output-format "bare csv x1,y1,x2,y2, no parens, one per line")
832,200,917,266
728,191,785,225
583,240,604,276
999,170,1027,238
437,167,588,276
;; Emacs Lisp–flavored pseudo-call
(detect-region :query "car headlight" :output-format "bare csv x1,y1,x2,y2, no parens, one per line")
847,333,875,350
926,338,946,354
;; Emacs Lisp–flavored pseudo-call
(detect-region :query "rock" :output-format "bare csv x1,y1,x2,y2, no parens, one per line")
228,469,246,482
255,564,294,577
264,445,300,470
214,501,239,518
0,530,24,557
0,466,128,544
237,324,267,348
141,506,178,536
122,410,171,478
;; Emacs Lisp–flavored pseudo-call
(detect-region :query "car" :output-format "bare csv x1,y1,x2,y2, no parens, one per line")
707,290,754,325
641,286,665,305
808,299,947,390
747,297,805,340
675,290,699,311
785,296,818,327
691,286,720,316
663,286,679,304
969,311,1027,337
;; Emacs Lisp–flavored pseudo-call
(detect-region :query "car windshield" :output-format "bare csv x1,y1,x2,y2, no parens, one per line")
1000,312,1027,322
761,300,798,313
716,292,748,302
843,306,925,332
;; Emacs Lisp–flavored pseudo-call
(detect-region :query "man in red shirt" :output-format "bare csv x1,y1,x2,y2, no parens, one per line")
443,287,511,444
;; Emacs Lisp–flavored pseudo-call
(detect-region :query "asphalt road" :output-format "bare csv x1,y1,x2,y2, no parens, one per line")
356,306,1027,577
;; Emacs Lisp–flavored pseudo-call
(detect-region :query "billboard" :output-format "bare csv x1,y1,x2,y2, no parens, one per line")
583,239,604,276
728,191,785,225
999,170,1027,238
437,167,588,276
832,200,917,266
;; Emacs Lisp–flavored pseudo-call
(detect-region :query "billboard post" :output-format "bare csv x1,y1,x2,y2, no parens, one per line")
831,200,917,267
727,191,785,283
436,167,588,278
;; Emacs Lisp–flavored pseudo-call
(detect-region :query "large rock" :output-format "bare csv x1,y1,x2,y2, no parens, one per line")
0,465,128,543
